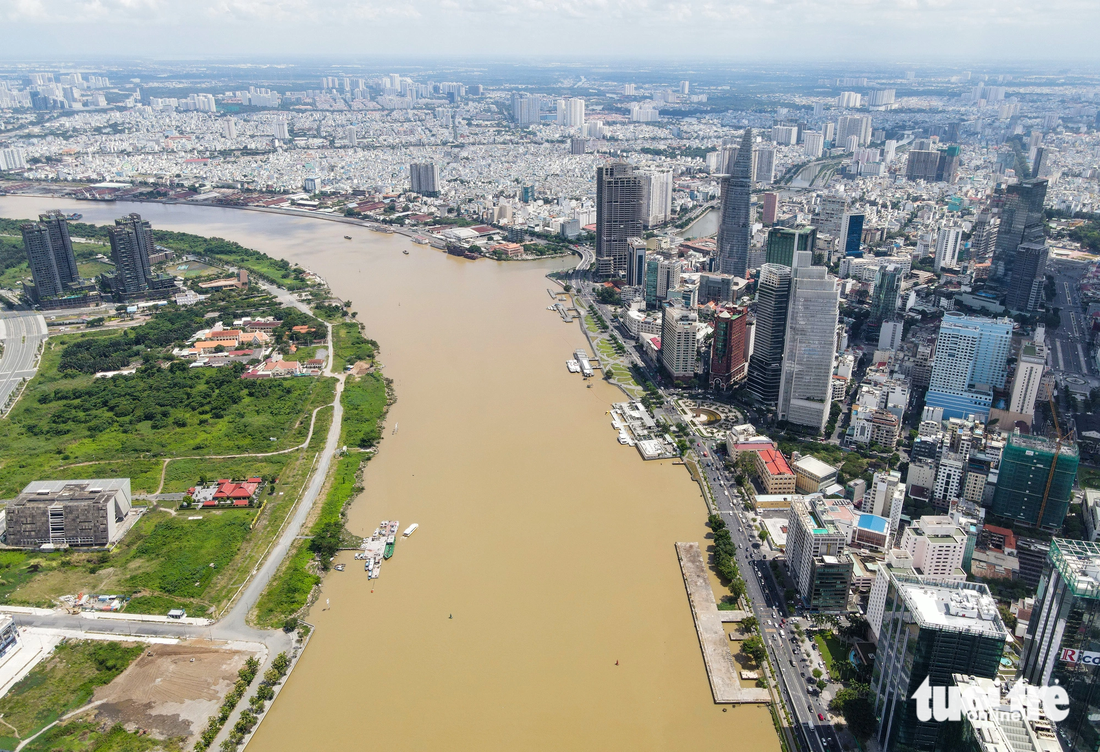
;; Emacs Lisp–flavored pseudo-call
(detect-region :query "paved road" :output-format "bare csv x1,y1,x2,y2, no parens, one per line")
0,309,47,412
1048,260,1095,386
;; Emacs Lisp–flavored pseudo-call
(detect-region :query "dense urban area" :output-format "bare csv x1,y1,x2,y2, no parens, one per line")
1,59,1100,752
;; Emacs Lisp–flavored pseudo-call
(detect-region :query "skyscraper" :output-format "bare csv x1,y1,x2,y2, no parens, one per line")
1019,539,1100,752
511,93,541,126
37,211,78,284
754,147,775,184
840,212,865,256
994,179,1048,279
905,146,960,183
777,252,840,433
746,263,792,405
660,304,698,383
765,226,816,268
627,242,647,288
934,225,963,271
761,192,778,225
991,433,1078,531
709,306,747,388
716,129,754,278
874,576,1007,752
869,264,902,328
1009,340,1046,415
104,214,175,300
786,496,852,612
556,97,585,127
21,222,63,301
594,163,643,278
1006,242,1049,312
925,313,1013,421
836,115,872,146
409,162,440,196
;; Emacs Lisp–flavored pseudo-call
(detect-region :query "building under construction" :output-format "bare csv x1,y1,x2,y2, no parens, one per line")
990,433,1078,531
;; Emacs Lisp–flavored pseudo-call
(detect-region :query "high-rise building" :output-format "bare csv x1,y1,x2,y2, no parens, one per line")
640,170,673,228
817,195,848,235
754,148,775,184
934,225,963,272
1006,242,1049,312
925,313,1013,421
345,126,357,147
595,163,643,278
991,433,1078,531
570,137,588,155
511,93,541,125
970,211,996,260
103,214,176,300
1019,538,1100,752
660,304,698,382
869,264,902,328
905,145,961,183
409,162,440,196
1009,341,1047,415
840,212,865,256
698,273,741,304
879,320,904,352
36,211,79,284
273,119,289,140
772,125,797,145
868,470,906,534
765,226,817,268
746,263,792,405
993,179,1048,278
777,253,840,433
786,496,852,612
761,192,778,225
716,129,754,278
627,243,647,289
898,516,968,577
556,97,585,127
803,131,824,158
223,118,237,139
709,307,748,388
836,115,872,146
679,81,689,95
873,576,1007,752
21,222,64,301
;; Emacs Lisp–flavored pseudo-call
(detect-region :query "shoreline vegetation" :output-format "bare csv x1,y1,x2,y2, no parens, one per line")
0,214,390,628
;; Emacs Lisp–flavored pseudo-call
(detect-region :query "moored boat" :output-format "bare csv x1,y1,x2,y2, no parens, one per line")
403,523,418,537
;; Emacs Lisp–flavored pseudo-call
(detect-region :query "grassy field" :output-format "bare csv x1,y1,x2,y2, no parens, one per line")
0,236,108,289
814,632,845,674
22,720,182,752
340,373,388,449
283,345,320,363
4,510,256,613
1080,466,1100,490
0,328,336,495
331,322,375,371
0,640,143,750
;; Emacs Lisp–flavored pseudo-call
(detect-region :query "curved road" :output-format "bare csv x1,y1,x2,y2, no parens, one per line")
0,310,47,413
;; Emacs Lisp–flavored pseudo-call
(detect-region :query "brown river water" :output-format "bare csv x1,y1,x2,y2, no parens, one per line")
0,197,779,752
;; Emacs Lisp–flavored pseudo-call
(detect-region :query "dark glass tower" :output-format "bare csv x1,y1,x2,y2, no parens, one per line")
868,263,902,328
765,226,816,268
746,263,791,405
20,222,63,300
717,129,754,278
38,210,79,284
108,214,156,294
993,178,1047,279
595,163,643,279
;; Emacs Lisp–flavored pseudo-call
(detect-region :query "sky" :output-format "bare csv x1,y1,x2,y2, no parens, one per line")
1,0,1099,62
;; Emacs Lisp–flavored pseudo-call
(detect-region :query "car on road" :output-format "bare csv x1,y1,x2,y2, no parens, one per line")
818,713,825,721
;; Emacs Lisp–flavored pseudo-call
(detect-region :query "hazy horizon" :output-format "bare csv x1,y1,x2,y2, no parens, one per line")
2,0,1098,64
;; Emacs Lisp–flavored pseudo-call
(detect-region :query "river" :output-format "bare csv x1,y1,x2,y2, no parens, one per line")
678,206,720,240
0,197,779,752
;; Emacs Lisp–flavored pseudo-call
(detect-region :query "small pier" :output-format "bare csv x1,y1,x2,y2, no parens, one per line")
675,542,770,704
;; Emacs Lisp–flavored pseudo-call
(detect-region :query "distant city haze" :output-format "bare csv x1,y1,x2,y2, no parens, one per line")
1,0,1098,61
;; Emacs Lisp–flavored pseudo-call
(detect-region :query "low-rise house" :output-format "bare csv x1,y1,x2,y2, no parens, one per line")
189,477,263,507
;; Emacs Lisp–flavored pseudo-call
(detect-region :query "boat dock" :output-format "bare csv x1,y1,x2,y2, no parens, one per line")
675,542,770,704
573,349,594,377
555,303,574,322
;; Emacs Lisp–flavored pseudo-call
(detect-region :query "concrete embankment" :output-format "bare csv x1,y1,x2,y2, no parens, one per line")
675,541,770,705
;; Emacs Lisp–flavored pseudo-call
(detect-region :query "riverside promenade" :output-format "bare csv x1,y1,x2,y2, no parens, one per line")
676,542,770,705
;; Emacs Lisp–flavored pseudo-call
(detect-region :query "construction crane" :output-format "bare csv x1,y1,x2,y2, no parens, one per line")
1036,392,1070,529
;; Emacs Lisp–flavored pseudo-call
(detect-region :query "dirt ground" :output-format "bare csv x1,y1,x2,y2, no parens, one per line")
88,642,254,742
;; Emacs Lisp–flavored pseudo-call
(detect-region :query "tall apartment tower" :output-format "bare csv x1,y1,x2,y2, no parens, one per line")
925,313,1013,421
1008,340,1046,415
640,170,673,228
511,93,541,126
786,496,852,612
409,162,440,196
993,178,1047,278
840,212,865,257
765,226,816,268
716,129,754,278
868,264,902,328
660,304,698,383
20,222,64,301
777,253,840,433
108,214,156,294
594,163,643,278
991,433,1078,531
873,576,1007,752
1006,242,1049,312
761,192,778,225
1019,538,1100,752
709,306,747,388
38,211,79,284
746,263,792,405
933,225,963,271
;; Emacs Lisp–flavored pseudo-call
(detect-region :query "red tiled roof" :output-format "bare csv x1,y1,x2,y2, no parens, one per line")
758,448,794,477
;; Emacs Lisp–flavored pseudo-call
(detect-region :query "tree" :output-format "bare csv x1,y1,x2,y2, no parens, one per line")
741,616,758,633
758,529,769,542
742,635,767,664
812,668,823,678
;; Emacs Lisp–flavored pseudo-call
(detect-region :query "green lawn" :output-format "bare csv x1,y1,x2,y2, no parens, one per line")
814,632,845,674
340,373,388,449
0,641,143,749
22,720,182,752
1080,467,1100,490
331,322,375,371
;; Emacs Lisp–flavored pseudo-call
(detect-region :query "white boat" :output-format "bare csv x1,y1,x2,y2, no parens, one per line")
403,523,419,537
566,359,580,373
